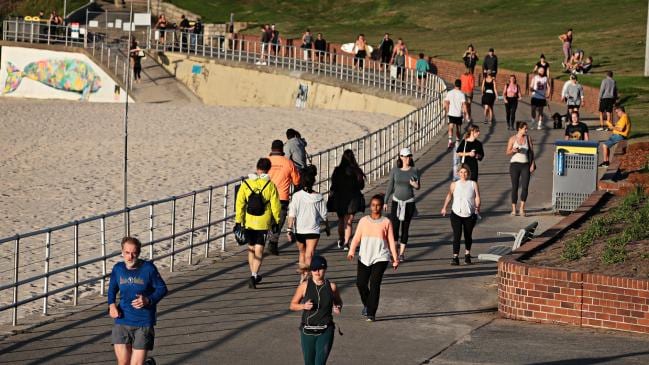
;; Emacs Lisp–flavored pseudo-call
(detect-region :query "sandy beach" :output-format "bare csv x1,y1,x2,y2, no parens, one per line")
0,98,396,323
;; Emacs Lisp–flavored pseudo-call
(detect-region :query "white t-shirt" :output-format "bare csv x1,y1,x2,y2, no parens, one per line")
444,89,466,118
531,75,548,100
287,190,327,234
451,180,476,217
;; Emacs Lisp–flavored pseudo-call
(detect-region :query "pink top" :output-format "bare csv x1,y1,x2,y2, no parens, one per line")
351,216,394,266
505,83,519,97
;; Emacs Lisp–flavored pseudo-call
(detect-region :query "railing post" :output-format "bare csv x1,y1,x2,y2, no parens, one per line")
100,216,107,296
149,204,154,260
12,235,19,326
205,186,213,257
221,184,228,251
42,231,51,315
170,198,176,272
73,222,79,306
188,192,197,265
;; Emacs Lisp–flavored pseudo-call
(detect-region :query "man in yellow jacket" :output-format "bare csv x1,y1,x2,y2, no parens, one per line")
599,105,631,167
236,158,281,289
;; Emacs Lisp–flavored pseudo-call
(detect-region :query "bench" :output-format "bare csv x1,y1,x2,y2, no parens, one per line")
478,222,538,262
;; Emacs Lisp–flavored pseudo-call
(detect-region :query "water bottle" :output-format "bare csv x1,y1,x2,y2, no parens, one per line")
557,150,565,176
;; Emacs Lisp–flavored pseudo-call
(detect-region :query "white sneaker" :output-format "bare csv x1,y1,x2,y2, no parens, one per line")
537,124,542,130
596,127,605,131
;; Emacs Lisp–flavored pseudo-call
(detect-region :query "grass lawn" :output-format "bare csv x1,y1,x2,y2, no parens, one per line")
171,0,649,137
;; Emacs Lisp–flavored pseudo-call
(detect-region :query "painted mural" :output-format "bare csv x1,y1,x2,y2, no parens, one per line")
0,46,129,103
4,60,102,100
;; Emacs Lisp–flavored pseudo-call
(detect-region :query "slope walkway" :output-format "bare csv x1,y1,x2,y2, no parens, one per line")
1,96,647,364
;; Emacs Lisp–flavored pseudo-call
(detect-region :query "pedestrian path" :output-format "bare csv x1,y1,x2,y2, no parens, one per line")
0,95,644,364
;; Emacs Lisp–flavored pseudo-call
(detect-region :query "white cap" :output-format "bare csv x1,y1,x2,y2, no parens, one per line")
399,147,412,156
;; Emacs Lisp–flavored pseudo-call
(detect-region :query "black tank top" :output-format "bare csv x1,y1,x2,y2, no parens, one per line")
301,279,334,327
484,80,494,93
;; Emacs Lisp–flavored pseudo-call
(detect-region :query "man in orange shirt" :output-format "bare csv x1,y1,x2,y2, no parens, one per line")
460,68,475,123
267,140,301,255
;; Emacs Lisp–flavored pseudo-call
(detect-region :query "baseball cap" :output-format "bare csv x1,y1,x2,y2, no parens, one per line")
399,147,412,156
310,256,328,271
271,139,284,151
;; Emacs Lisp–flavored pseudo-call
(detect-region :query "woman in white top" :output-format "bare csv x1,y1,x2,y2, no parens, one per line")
287,168,328,282
441,165,481,266
506,122,536,217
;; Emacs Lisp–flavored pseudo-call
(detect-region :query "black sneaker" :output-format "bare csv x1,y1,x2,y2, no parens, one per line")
268,241,279,256
451,256,460,266
598,161,610,167
465,254,472,265
398,254,405,262
343,243,350,251
361,306,368,317
366,316,375,322
255,275,263,284
144,357,157,365
337,239,344,249
248,276,256,289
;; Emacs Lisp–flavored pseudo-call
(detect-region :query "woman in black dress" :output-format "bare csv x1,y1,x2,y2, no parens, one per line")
455,125,485,181
481,73,497,124
330,150,366,250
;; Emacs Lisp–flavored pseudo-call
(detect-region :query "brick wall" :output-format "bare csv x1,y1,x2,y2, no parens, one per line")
498,191,649,334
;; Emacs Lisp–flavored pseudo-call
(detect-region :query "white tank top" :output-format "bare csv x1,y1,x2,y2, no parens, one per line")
510,136,529,164
452,180,476,218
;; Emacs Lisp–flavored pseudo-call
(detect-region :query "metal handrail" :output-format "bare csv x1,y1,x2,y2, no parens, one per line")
0,19,448,326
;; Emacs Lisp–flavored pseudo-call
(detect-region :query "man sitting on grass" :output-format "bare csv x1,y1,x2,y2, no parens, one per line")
599,105,631,167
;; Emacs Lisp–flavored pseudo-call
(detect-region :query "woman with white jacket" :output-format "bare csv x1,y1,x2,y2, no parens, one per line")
287,167,328,282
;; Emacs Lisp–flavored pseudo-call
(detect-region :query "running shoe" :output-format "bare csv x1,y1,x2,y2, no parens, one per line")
248,276,256,289
337,239,344,249
598,161,610,167
596,127,605,131
537,124,542,130
451,257,460,266
343,243,350,251
366,316,375,322
398,254,405,262
447,140,454,149
268,241,279,256
255,275,263,284
361,306,368,317
465,254,472,265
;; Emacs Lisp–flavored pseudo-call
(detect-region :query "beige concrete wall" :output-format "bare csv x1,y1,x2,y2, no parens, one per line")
154,53,416,117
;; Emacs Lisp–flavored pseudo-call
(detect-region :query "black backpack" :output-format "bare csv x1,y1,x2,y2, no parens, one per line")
243,179,271,216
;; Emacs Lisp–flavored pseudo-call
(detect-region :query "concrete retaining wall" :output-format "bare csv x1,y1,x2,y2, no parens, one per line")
153,52,416,117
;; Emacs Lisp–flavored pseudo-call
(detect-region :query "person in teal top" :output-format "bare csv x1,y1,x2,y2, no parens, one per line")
415,53,430,92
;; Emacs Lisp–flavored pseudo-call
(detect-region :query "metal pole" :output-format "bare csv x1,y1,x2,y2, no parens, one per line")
42,231,51,314
73,222,79,306
63,0,68,21
221,185,228,251
645,0,649,76
100,217,107,296
12,236,19,326
205,187,213,257
170,198,176,272
123,5,134,235
188,192,196,265
149,204,155,260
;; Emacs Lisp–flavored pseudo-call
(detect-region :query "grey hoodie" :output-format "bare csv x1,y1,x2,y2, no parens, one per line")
288,190,327,234
285,137,307,170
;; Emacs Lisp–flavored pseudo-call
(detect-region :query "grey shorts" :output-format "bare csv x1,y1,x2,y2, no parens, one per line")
112,324,155,350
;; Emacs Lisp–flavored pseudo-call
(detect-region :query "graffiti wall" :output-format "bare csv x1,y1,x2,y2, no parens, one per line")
0,46,130,103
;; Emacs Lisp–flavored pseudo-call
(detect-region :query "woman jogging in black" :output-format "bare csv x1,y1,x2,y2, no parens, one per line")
290,256,343,365
384,147,420,262
330,150,365,250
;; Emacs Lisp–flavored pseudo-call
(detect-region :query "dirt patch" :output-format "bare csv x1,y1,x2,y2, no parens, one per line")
526,193,649,279
619,142,649,187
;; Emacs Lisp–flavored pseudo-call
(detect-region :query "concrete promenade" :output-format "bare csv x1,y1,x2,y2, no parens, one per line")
1,97,648,364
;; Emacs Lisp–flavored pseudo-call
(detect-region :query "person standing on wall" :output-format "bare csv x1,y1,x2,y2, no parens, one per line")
456,125,484,181
384,148,420,262
353,34,368,70
444,79,468,149
108,237,168,365
441,165,481,265
270,24,282,56
347,194,399,322
379,33,394,69
289,256,343,365
330,149,366,251
268,140,301,256
314,33,327,63
235,158,281,289
506,122,536,217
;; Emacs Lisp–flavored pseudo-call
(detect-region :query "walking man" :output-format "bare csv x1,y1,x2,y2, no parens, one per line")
444,79,468,149
597,71,617,131
482,48,498,77
379,33,394,67
109,237,168,365
562,74,585,114
235,158,281,288
267,140,301,255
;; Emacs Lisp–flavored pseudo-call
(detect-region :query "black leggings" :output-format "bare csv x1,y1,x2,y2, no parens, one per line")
505,97,518,129
510,162,530,204
450,212,476,255
390,201,416,244
133,64,142,80
356,260,388,317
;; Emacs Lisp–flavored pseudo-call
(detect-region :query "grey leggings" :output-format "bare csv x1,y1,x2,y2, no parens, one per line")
510,162,530,204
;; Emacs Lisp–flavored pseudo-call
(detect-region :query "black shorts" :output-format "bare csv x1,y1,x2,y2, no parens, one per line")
417,74,426,80
531,97,546,107
112,324,155,350
246,229,267,246
599,98,614,113
448,115,463,125
295,233,320,244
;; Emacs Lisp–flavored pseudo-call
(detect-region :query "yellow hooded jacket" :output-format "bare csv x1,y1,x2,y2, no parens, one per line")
235,174,281,230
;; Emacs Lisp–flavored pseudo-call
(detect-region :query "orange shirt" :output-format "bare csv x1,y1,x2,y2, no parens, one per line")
460,73,475,94
268,154,301,201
